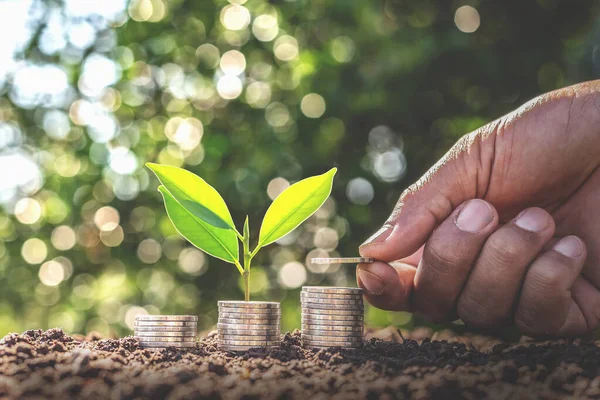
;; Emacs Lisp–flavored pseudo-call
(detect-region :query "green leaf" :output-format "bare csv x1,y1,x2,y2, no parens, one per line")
146,163,234,230
258,168,337,248
158,185,240,269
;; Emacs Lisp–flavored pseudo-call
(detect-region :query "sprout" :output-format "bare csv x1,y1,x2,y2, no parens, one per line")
146,163,337,301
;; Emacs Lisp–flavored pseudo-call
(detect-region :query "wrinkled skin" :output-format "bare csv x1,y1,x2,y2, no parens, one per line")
358,80,600,336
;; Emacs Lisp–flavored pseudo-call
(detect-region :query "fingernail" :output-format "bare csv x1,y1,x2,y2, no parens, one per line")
360,225,393,248
455,199,494,233
515,208,550,232
357,267,385,295
553,236,583,258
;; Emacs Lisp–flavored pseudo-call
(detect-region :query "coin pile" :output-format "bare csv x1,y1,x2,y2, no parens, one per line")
134,315,197,349
301,286,364,349
217,301,281,351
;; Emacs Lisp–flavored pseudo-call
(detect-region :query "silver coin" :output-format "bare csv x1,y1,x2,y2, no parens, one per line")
135,315,198,321
302,321,363,328
301,324,363,332
218,344,278,351
311,257,373,264
300,292,363,300
301,314,364,322
218,313,280,321
301,297,364,306
302,334,364,343
302,330,364,338
302,339,363,347
302,287,364,295
133,326,197,332
141,347,193,351
302,304,365,315
218,309,280,316
218,328,280,336
302,342,361,349
137,336,196,342
218,335,280,342
217,322,280,330
301,300,363,308
218,305,281,312
218,301,279,309
218,318,280,325
219,311,281,320
219,313,281,321
218,339,280,346
139,342,196,348
135,321,197,327
134,331,196,337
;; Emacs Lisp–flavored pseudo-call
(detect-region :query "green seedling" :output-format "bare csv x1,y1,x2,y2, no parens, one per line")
146,163,337,301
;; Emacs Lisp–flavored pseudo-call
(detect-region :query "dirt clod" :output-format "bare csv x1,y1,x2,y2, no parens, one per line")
1,328,600,399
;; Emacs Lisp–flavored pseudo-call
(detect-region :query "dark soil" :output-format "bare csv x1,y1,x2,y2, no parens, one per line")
1,327,600,399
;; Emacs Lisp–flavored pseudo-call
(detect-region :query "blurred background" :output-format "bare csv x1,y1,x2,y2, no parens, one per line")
0,0,599,338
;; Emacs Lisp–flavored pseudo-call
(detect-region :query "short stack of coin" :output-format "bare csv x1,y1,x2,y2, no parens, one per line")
301,286,364,349
217,301,280,351
134,315,197,349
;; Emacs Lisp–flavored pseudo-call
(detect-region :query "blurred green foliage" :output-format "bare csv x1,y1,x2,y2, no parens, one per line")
0,0,599,337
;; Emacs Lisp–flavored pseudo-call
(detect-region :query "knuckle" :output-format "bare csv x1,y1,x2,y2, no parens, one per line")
514,299,564,337
530,267,565,292
457,292,508,328
414,295,455,324
514,310,544,336
485,237,522,266
422,244,463,275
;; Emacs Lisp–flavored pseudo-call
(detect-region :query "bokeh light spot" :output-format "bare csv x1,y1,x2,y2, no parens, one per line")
15,198,42,224
278,261,307,288
252,14,278,42
265,102,290,127
373,150,406,182
346,178,375,205
22,238,47,264
330,36,355,63
300,93,326,118
94,206,120,230
274,36,299,61
137,238,162,264
313,227,339,251
220,4,251,31
178,248,207,276
220,50,246,75
51,225,77,251
39,260,65,286
99,223,124,247
266,177,290,200
217,75,243,99
165,117,204,150
245,81,271,108
454,6,480,33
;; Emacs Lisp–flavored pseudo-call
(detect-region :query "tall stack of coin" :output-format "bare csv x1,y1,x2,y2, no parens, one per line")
134,315,197,349
301,286,364,349
217,301,280,351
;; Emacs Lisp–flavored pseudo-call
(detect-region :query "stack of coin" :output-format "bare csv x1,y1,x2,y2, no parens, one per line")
301,286,364,349
134,315,197,349
217,301,280,351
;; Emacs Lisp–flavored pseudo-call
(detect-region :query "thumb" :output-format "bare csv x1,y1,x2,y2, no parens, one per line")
360,124,498,262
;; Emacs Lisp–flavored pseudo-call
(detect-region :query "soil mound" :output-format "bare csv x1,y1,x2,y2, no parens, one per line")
1,328,599,399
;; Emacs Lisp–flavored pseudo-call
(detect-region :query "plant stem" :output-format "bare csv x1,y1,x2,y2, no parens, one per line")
243,216,251,302
243,270,250,302
243,242,251,301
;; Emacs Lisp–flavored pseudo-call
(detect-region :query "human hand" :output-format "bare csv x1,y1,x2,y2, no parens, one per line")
358,80,600,336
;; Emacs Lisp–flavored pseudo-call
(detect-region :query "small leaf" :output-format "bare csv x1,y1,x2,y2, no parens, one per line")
146,163,234,230
158,186,239,266
258,168,337,248
243,216,250,248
